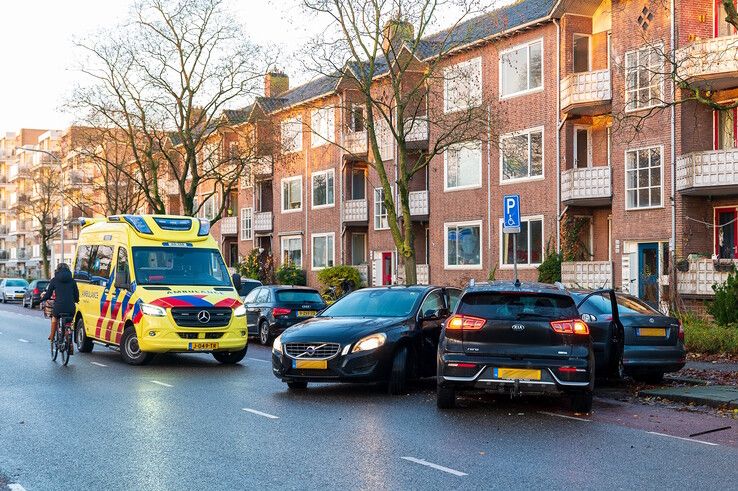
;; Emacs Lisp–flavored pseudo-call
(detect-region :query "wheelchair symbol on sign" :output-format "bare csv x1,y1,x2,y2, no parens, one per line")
507,216,516,226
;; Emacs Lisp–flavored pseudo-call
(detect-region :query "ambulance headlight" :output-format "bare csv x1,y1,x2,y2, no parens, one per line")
234,304,247,317
141,303,166,317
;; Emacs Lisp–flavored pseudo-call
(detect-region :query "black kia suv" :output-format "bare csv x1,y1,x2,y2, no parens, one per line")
437,281,616,413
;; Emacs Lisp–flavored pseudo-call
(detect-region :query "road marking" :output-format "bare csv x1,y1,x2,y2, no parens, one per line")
538,411,591,422
91,362,108,367
150,380,173,388
400,457,468,477
18,338,29,343
242,408,279,419
646,431,719,446
8,483,28,491
247,357,270,363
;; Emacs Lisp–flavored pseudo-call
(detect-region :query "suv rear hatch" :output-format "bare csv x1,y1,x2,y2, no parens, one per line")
275,289,326,321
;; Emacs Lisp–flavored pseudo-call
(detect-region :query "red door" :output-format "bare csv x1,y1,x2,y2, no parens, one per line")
715,207,738,259
381,252,392,285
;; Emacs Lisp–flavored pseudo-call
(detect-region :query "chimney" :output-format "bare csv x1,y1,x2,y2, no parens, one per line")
382,18,414,52
264,71,289,98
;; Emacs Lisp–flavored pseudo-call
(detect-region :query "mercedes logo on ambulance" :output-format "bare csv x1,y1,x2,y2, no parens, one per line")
197,310,211,324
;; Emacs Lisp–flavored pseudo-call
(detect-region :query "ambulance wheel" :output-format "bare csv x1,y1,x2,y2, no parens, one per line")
120,326,154,365
212,347,247,364
75,317,94,353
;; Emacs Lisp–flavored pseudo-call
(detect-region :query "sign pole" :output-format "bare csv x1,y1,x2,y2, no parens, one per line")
513,232,518,284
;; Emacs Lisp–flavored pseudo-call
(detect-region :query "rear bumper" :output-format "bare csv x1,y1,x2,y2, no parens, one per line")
624,344,686,373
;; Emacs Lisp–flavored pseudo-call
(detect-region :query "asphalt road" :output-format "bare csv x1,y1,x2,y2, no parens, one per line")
1,302,736,490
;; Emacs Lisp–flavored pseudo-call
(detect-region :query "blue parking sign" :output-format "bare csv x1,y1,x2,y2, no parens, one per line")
503,195,521,233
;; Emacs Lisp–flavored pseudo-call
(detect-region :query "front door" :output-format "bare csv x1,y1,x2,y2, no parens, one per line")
638,243,659,308
229,243,239,267
715,207,738,259
381,252,392,285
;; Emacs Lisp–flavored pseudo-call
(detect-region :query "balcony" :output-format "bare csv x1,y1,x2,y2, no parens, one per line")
561,261,614,290
676,35,738,90
253,211,273,233
409,190,429,218
343,199,368,224
354,263,369,285
676,149,738,195
560,69,612,115
344,131,368,156
252,156,273,179
416,263,429,285
405,116,429,147
220,215,237,235
678,258,730,297
560,166,612,206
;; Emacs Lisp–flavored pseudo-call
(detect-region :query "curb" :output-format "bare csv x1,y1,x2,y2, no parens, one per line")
639,387,738,409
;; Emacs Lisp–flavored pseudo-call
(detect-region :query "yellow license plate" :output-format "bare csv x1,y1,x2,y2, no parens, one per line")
638,328,666,337
297,310,317,317
495,368,541,381
188,342,219,351
294,359,327,369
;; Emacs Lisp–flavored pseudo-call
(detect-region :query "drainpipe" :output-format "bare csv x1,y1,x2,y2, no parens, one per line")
339,93,345,265
554,18,562,253
670,0,676,261
486,104,492,266
305,126,309,272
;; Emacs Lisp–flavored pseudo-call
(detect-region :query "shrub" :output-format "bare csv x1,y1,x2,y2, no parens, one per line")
317,265,362,297
537,241,562,284
276,261,306,286
680,313,738,355
708,268,738,326
238,249,275,284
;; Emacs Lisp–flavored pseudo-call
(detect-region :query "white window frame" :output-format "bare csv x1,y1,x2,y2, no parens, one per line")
310,106,334,148
240,207,253,241
498,215,545,269
624,44,664,113
280,235,303,268
444,220,483,270
444,140,483,192
374,187,390,231
624,145,664,211
281,175,303,213
443,57,483,113
499,126,545,184
281,115,303,153
311,232,335,271
499,38,544,100
311,169,335,209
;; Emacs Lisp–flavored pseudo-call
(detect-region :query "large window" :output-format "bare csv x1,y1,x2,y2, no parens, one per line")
625,45,662,112
73,244,114,282
625,147,662,209
281,235,302,267
311,106,334,147
445,141,482,191
444,57,482,113
445,221,482,269
312,169,335,208
500,39,543,98
281,116,303,153
199,194,218,221
240,207,253,240
501,217,543,266
501,127,543,182
311,233,335,270
281,176,303,212
131,247,230,286
374,187,389,230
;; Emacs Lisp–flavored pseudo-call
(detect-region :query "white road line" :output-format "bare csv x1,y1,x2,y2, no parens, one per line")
241,408,279,419
646,431,719,447
18,338,29,343
150,380,173,388
91,362,108,367
8,483,28,491
400,457,468,477
247,357,270,363
538,411,591,422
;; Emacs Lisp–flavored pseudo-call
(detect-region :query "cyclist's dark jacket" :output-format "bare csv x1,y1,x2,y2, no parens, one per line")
40,269,79,317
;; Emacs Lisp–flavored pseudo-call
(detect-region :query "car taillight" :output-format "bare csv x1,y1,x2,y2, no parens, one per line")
551,319,589,335
678,319,684,341
272,307,291,316
33,288,39,295
446,314,486,330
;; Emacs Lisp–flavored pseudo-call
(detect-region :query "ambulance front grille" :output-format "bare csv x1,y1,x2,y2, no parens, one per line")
171,307,232,327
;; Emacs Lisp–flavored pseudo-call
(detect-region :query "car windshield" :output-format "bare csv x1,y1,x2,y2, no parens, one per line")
459,292,578,321
319,289,422,318
7,279,28,287
575,293,660,316
276,290,324,303
37,282,49,289
131,247,231,287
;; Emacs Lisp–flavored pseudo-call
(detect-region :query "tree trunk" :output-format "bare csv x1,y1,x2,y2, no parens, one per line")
40,225,50,279
403,253,417,286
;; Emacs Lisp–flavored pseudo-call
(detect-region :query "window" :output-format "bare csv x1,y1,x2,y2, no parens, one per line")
419,290,445,317
374,187,389,230
351,233,366,265
73,245,114,282
131,247,229,286
625,45,662,112
311,106,334,147
240,207,253,240
312,169,335,208
445,221,482,269
716,109,737,150
501,127,543,182
201,143,219,173
281,176,303,212
572,34,591,73
500,39,543,98
501,217,543,266
445,141,482,190
312,233,335,270
574,127,590,168
256,288,270,303
348,104,365,132
625,147,662,209
351,168,366,200
244,287,260,304
116,247,131,287
281,235,302,267
200,194,218,221
444,57,482,113
281,116,303,153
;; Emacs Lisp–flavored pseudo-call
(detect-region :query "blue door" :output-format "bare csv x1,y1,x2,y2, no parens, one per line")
638,243,659,308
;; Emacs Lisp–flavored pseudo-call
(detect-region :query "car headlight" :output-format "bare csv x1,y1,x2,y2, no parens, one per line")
272,335,283,354
234,304,247,317
352,333,387,353
141,303,166,317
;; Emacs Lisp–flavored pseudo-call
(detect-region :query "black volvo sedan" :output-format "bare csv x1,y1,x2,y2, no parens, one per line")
272,285,461,394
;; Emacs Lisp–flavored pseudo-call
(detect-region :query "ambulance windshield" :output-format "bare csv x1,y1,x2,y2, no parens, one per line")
131,247,231,287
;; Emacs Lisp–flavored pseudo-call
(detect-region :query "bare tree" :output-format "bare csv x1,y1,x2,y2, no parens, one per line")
303,0,498,284
68,0,268,221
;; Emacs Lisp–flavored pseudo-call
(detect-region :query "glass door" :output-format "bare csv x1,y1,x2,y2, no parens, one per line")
715,207,738,259
638,243,659,308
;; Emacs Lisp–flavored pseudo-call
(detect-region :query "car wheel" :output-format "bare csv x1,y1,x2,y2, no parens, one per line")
570,391,593,414
212,347,248,364
120,326,154,365
436,384,456,409
259,320,272,345
75,317,94,353
633,371,664,384
387,346,409,395
287,381,308,390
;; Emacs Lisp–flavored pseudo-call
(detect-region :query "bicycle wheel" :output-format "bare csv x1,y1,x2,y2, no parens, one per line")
50,329,59,362
61,328,71,366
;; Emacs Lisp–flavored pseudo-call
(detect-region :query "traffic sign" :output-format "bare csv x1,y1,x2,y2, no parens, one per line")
503,194,521,234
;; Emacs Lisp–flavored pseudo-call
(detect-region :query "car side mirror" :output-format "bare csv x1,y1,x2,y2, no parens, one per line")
422,308,449,322
581,313,598,323
114,275,130,291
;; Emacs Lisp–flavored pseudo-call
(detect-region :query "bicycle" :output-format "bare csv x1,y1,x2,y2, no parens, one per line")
50,313,74,366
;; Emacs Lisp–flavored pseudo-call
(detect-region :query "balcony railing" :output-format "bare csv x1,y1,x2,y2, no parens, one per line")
416,263,429,285
253,211,273,233
220,215,237,235
560,166,612,205
252,156,273,179
343,199,368,223
677,35,738,90
561,261,613,290
354,263,369,285
678,258,730,297
409,190,429,217
560,69,611,113
676,148,738,195
405,116,429,143
344,131,368,155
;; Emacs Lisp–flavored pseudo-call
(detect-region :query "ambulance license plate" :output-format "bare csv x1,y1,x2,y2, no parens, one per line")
188,342,219,351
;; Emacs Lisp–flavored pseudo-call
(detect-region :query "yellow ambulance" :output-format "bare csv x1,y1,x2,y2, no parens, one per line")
72,215,248,365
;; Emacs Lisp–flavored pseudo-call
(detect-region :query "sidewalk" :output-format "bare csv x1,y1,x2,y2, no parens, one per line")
686,360,738,373
641,361,738,409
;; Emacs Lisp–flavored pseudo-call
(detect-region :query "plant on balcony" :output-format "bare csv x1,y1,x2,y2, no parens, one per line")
560,214,591,262
708,268,738,326
676,258,690,273
317,265,363,300
537,240,562,284
276,260,306,286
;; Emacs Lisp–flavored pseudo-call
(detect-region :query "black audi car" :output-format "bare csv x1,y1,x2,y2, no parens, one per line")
437,281,617,413
243,285,327,345
272,285,461,394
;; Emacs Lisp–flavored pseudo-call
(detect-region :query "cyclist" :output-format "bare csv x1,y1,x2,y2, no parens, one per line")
40,263,80,349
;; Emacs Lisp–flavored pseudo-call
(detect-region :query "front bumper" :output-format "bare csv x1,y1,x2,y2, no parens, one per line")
135,314,249,353
271,345,392,383
624,344,686,373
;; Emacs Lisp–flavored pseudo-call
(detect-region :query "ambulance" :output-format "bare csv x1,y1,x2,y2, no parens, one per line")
72,215,248,365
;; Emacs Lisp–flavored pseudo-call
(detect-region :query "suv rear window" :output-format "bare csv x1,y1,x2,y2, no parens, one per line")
458,292,578,321
276,290,324,304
